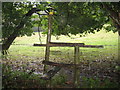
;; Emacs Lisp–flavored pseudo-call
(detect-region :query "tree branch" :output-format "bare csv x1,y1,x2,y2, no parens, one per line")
102,3,120,26
2,8,41,53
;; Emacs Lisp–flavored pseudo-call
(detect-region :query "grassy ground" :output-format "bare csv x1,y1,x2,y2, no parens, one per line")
9,30,118,63
2,30,119,88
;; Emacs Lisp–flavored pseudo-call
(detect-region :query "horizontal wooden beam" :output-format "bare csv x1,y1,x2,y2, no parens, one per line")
82,45,103,48
51,42,85,47
42,61,79,67
33,42,84,47
33,44,46,46
33,43,103,48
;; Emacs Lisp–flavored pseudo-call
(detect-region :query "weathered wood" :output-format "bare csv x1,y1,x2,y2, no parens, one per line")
34,43,84,47
44,14,52,72
42,61,79,67
33,42,84,47
74,46,79,64
33,43,103,48
82,45,103,48
40,66,61,80
45,15,52,61
33,44,46,46
50,42,84,47
74,46,80,87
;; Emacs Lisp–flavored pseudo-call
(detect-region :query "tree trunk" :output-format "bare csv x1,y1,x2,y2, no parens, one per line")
2,8,40,54
118,31,120,36
117,25,120,36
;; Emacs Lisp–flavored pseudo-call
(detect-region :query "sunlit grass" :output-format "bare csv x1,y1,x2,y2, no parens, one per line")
9,30,118,63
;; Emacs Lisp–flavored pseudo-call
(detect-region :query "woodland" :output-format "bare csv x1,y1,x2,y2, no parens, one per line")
1,2,120,88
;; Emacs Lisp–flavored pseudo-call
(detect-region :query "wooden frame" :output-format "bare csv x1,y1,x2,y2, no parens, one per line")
34,13,104,87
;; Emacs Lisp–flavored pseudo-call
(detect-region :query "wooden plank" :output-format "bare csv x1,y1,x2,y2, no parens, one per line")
33,44,46,46
82,45,103,48
42,61,79,67
50,42,84,47
33,42,84,47
33,43,103,48
34,43,83,47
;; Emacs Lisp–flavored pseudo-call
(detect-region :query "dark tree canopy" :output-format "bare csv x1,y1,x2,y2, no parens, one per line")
101,2,120,35
52,2,109,35
51,2,120,36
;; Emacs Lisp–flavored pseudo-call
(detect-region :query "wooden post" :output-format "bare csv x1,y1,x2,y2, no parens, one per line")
45,14,52,87
74,46,80,87
44,14,52,72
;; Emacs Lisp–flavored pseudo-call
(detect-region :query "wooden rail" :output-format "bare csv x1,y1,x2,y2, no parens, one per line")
33,42,103,48
82,45,103,48
50,42,85,47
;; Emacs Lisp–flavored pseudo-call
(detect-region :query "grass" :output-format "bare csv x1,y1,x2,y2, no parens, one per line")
2,30,119,88
9,30,118,63
81,76,119,88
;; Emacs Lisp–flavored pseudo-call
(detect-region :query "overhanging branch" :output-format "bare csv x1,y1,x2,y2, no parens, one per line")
2,8,41,53
102,3,120,26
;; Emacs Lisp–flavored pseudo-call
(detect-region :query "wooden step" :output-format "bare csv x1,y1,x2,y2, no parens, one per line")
42,61,81,67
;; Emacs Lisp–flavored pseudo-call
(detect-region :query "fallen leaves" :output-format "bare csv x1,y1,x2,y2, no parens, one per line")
2,52,120,88
65,81,73,85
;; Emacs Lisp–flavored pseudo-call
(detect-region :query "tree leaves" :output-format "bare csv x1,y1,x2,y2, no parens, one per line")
2,2,119,39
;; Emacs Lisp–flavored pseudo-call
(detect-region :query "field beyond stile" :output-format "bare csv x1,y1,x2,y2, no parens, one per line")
2,30,119,88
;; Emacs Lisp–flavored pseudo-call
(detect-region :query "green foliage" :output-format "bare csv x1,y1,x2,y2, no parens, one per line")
115,65,120,71
2,2,48,40
2,2,119,44
51,2,116,36
2,64,47,88
81,77,119,88
2,2,34,40
51,74,67,87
